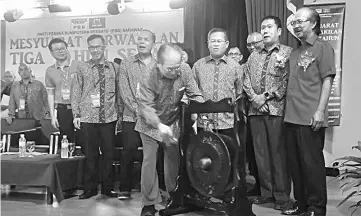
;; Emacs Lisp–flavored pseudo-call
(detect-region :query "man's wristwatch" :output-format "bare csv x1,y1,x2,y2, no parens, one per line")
264,91,273,100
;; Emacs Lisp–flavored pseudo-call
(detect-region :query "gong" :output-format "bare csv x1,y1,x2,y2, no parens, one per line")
186,130,231,198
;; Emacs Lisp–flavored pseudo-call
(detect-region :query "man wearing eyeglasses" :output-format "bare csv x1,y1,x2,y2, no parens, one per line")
192,28,254,215
135,43,204,216
228,47,244,64
282,8,336,216
71,34,121,200
45,38,81,144
117,30,157,200
246,32,264,53
243,16,292,211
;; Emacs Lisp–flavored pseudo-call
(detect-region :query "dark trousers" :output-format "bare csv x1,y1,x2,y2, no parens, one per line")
82,121,116,192
56,105,74,142
119,122,142,192
241,118,260,190
285,123,327,215
249,115,290,202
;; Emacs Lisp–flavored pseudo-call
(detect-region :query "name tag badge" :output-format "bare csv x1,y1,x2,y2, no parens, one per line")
61,89,70,100
136,83,140,99
90,93,100,108
19,99,25,110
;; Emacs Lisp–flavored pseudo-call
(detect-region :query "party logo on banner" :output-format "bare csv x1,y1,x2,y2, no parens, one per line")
70,18,88,30
89,17,106,29
323,8,330,13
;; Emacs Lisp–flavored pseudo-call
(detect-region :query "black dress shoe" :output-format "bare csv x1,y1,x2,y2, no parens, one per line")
281,206,303,215
117,191,131,200
274,203,287,211
274,200,294,211
141,205,157,216
79,190,98,199
252,196,275,204
298,212,314,216
298,211,324,216
247,187,261,196
101,190,118,198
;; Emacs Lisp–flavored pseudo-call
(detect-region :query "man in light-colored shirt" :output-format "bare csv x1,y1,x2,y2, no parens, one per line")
45,38,81,143
117,30,157,200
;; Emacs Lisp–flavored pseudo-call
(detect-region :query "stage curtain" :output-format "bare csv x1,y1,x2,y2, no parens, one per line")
245,0,303,49
183,0,249,64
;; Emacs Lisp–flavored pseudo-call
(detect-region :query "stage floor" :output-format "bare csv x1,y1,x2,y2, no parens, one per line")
1,177,359,216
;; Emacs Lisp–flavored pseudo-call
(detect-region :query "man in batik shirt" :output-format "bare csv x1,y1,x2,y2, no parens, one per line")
117,30,157,200
72,34,121,200
246,32,264,53
243,16,292,211
192,28,254,216
7,63,49,124
135,43,204,216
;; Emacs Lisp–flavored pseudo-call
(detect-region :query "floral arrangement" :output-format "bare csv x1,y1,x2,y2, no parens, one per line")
274,53,287,69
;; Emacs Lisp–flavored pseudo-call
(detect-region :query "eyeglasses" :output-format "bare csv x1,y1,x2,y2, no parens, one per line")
228,53,241,56
247,40,263,47
88,45,104,51
52,47,67,53
290,19,310,26
164,66,181,73
208,39,227,44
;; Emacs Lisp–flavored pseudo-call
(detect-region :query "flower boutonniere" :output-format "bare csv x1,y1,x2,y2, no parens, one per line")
274,53,287,69
298,51,316,72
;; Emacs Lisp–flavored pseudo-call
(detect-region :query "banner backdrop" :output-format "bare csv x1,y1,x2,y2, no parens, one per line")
309,4,345,126
4,10,184,82
0,20,4,76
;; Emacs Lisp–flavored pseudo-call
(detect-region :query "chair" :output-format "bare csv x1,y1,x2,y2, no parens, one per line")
1,119,40,152
39,119,60,154
1,119,59,154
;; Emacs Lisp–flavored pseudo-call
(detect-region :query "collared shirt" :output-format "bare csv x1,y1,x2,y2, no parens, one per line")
71,59,121,124
45,59,81,104
243,44,293,116
285,35,336,127
135,63,204,142
193,55,244,130
8,79,49,120
118,54,156,122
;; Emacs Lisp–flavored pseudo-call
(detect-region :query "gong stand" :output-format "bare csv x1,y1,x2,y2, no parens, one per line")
159,98,242,216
